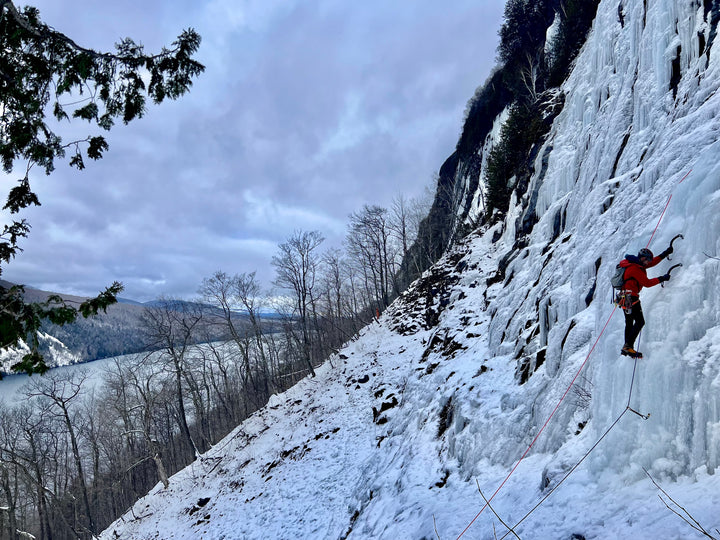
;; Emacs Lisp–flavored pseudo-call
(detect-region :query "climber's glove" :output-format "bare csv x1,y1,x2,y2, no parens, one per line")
658,273,671,283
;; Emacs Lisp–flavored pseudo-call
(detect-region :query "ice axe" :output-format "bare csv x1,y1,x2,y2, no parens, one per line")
661,263,682,287
666,233,684,261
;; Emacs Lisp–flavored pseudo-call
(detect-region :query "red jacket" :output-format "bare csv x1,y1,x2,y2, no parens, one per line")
619,255,662,296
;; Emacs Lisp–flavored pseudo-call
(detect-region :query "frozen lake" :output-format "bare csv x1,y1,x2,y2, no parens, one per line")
0,355,131,404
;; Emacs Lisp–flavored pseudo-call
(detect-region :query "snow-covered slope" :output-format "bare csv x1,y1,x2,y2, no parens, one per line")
100,1,720,538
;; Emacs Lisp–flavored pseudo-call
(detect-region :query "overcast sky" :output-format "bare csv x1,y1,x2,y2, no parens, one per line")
2,0,504,302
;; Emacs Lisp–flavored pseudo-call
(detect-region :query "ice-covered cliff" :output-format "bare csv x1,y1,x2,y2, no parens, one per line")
100,1,720,538
461,0,720,477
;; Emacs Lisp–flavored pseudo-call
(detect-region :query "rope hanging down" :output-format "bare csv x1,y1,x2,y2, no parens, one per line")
455,307,618,539
455,169,693,539
497,346,649,539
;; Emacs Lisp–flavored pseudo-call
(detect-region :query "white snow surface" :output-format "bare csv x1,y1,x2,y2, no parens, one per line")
100,1,720,539
0,332,80,373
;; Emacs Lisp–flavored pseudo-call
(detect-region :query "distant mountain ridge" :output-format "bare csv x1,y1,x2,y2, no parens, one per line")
0,281,271,373
0,280,152,371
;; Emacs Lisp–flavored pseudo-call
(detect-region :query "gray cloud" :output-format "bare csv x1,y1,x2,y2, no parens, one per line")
3,0,504,301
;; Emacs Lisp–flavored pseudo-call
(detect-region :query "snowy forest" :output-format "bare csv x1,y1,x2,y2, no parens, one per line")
4,0,720,539
0,194,433,538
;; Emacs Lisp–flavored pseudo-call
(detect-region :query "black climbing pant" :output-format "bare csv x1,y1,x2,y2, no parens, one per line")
623,297,644,348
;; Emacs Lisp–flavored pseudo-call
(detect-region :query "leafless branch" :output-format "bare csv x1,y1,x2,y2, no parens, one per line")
2,0,178,62
643,467,718,540
433,514,442,540
572,375,593,409
476,479,522,540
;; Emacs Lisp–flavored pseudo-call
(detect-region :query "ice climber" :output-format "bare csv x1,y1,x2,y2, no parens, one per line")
617,245,673,358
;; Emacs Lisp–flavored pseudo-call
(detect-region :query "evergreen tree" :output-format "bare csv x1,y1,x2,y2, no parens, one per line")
547,0,601,87
485,102,544,218
498,0,557,101
0,1,204,376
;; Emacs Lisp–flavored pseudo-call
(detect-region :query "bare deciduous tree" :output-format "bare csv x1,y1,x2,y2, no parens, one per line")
346,205,398,313
271,230,324,377
26,370,96,536
104,356,172,489
140,299,204,460
199,271,272,411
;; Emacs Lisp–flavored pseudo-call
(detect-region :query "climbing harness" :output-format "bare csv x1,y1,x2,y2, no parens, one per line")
615,289,638,313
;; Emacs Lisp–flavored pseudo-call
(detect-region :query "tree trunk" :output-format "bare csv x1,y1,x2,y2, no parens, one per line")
0,466,19,540
59,404,95,535
150,439,170,490
173,361,198,460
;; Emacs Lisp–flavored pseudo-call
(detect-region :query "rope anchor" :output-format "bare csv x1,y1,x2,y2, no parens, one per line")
627,406,650,420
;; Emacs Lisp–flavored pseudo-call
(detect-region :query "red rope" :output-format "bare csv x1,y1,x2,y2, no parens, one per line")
455,306,618,539
646,169,691,248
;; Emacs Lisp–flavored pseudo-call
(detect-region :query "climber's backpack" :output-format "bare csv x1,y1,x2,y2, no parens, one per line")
611,262,634,311
610,264,626,290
